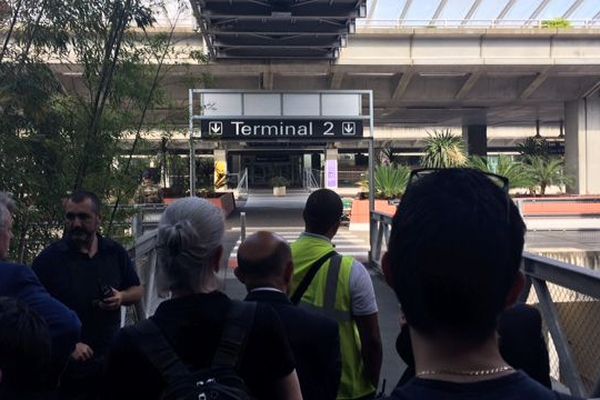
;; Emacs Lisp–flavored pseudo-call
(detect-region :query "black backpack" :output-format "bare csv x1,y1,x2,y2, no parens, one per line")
125,300,257,400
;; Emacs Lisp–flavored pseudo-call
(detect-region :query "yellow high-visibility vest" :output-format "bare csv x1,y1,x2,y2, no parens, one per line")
291,234,375,400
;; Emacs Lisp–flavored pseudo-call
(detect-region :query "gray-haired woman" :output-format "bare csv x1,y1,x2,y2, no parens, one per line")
105,197,302,400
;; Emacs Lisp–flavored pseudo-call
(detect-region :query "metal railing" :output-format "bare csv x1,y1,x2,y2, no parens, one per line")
237,168,249,200
303,168,321,192
358,19,600,30
370,210,600,398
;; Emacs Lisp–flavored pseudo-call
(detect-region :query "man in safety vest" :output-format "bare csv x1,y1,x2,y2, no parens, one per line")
290,189,382,400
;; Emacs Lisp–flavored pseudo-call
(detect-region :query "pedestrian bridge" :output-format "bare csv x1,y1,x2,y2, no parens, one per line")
123,199,600,398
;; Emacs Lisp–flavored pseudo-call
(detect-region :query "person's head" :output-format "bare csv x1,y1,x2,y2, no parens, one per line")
64,191,101,248
303,188,343,238
157,197,224,295
0,192,16,261
383,168,526,347
142,170,153,185
235,231,293,293
0,297,51,393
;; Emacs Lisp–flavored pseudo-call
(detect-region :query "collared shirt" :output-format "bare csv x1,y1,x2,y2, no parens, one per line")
32,235,140,355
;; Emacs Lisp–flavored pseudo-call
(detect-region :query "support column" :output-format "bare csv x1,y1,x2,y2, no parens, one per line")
325,148,338,190
564,99,600,194
462,124,487,156
213,149,228,191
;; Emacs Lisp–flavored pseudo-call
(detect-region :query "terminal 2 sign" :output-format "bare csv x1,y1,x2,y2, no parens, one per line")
200,119,364,140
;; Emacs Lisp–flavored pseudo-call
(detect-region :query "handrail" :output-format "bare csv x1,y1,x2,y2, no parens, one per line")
303,168,321,192
369,210,600,397
236,167,249,200
358,19,600,29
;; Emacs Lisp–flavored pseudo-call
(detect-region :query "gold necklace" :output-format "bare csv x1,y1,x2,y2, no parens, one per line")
416,365,515,377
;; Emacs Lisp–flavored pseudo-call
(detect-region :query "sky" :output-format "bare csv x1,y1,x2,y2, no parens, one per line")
367,0,600,25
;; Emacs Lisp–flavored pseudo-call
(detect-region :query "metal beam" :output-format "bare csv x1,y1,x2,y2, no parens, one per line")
520,68,551,100
462,0,483,25
366,0,379,21
528,0,552,22
496,0,516,21
455,71,482,100
581,78,600,99
391,70,414,101
398,0,412,23
429,0,448,25
562,0,584,19
593,8,600,21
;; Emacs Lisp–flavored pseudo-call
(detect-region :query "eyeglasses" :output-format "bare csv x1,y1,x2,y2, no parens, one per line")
406,168,511,222
65,212,93,222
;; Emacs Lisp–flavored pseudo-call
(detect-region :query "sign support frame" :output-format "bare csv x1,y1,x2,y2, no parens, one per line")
189,89,377,267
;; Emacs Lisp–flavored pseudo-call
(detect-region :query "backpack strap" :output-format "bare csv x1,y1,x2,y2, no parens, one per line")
125,319,194,399
212,300,257,368
290,250,338,306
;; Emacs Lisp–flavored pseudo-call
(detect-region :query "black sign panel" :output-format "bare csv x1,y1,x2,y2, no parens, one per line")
199,119,363,140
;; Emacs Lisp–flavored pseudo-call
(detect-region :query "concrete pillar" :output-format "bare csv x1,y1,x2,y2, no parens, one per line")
213,149,227,191
325,148,338,189
462,125,487,157
564,99,600,194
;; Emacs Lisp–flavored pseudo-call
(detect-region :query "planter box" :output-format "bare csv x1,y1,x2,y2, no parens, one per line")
163,192,236,218
349,199,397,231
273,186,286,197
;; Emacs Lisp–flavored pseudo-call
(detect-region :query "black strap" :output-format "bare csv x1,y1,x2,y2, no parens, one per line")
126,301,257,398
290,250,338,305
126,319,194,399
212,300,257,367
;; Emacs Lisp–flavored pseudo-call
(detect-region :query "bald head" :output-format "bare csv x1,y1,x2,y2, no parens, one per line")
236,231,293,290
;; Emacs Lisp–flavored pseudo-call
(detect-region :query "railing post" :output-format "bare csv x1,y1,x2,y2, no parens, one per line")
240,212,247,242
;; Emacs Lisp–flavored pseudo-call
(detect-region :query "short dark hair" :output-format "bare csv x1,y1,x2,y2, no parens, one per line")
387,169,525,344
69,190,101,214
237,241,291,279
303,189,343,235
0,297,51,392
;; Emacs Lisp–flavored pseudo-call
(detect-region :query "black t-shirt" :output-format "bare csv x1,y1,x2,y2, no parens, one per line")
104,291,296,400
32,236,140,356
386,372,580,400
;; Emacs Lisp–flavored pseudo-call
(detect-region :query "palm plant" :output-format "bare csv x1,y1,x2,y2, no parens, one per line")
374,165,410,199
470,156,534,190
526,156,570,196
421,130,468,168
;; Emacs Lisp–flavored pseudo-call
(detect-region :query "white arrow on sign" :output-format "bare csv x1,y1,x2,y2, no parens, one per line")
209,121,223,135
342,122,355,135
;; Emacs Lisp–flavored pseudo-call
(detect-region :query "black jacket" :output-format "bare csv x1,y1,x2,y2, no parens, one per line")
245,289,342,400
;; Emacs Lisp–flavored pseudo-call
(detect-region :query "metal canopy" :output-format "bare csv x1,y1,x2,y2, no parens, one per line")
189,0,365,60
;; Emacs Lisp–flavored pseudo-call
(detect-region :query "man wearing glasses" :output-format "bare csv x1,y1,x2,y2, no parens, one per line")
382,169,576,400
33,191,143,400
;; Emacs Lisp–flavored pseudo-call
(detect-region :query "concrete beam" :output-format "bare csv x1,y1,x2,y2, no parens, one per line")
462,0,483,25
454,71,482,100
261,72,274,90
520,69,551,100
496,0,517,21
330,71,345,89
399,0,412,23
562,0,584,19
391,70,414,101
528,0,552,23
430,0,448,25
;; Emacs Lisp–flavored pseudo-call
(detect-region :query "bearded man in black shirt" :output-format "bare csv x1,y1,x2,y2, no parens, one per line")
381,168,580,400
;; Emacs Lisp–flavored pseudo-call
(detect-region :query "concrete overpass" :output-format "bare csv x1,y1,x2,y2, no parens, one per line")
52,25,600,193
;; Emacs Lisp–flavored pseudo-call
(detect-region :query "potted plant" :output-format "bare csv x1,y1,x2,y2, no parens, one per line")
270,176,289,197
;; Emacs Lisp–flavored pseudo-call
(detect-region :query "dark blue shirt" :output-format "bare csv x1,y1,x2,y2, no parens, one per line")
32,235,140,356
0,261,81,379
387,371,578,400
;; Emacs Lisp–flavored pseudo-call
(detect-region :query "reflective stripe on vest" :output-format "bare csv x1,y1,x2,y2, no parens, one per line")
291,236,375,399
